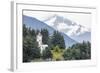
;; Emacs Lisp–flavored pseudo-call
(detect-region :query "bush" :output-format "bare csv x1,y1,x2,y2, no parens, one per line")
51,46,64,61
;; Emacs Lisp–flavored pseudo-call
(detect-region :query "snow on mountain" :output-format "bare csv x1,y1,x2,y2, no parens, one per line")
23,15,77,47
44,14,90,37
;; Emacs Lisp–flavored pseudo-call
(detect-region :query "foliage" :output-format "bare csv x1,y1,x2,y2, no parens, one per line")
23,24,91,62
42,47,52,60
50,31,65,49
23,47,40,62
41,29,49,44
51,46,64,61
23,24,40,62
63,41,91,60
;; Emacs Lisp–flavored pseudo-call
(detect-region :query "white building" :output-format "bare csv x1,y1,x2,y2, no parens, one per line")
36,32,48,54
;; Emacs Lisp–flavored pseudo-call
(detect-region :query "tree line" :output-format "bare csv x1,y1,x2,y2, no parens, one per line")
23,24,91,62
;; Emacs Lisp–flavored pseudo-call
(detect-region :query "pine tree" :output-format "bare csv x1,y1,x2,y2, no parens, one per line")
63,41,91,60
41,29,49,44
42,47,52,60
23,24,40,62
51,31,65,49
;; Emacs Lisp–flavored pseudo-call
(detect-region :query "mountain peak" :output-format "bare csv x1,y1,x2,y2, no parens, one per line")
44,14,90,36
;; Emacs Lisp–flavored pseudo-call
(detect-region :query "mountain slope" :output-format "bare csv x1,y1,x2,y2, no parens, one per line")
61,32,77,47
71,32,91,42
23,15,77,47
44,14,91,42
23,15,54,35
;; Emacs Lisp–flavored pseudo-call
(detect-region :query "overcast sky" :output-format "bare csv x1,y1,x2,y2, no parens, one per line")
23,10,91,29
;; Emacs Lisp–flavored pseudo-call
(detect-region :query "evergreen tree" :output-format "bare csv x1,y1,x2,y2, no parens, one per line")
42,47,52,60
63,41,91,60
41,29,49,44
23,24,41,62
51,31,65,49
23,24,28,37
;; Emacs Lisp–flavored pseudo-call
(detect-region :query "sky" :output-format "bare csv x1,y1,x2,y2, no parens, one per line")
23,10,92,29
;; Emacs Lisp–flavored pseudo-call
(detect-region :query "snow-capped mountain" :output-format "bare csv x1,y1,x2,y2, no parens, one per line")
44,14,91,42
23,15,77,47
44,14,90,36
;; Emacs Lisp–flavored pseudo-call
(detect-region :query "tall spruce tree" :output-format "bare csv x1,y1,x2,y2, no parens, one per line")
41,29,49,44
51,31,65,49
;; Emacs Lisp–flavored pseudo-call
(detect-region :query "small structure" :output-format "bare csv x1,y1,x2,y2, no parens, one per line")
36,32,48,54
